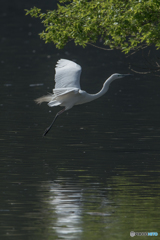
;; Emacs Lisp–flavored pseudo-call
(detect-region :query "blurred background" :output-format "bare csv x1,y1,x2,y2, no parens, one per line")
0,1,160,239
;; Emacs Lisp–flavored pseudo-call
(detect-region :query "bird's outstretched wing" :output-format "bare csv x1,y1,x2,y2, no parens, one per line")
54,59,82,89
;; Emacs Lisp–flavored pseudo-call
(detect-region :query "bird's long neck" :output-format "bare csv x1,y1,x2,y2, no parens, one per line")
87,75,115,102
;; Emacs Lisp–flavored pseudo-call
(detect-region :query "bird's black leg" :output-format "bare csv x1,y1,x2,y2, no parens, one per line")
43,108,66,137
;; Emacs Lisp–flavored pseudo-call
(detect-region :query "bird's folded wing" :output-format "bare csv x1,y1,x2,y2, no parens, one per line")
54,59,82,89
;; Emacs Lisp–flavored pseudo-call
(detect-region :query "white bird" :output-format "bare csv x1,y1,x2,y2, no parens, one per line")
35,59,132,136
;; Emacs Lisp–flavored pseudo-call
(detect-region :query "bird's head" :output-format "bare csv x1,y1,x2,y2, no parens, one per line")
112,73,132,79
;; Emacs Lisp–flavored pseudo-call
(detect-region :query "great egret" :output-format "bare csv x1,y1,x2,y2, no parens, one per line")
35,59,132,136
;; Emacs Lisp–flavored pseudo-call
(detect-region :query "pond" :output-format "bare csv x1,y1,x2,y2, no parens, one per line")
0,2,160,240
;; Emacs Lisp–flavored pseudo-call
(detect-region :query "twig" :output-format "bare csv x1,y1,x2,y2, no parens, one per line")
126,45,148,58
87,42,113,51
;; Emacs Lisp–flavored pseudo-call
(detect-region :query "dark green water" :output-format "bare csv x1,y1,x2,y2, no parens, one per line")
0,1,160,239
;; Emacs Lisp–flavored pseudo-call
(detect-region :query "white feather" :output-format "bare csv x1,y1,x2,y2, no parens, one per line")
53,88,79,97
48,100,61,107
55,59,82,89
35,94,53,104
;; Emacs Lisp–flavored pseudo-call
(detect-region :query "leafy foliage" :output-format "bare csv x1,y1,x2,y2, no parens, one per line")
25,0,160,53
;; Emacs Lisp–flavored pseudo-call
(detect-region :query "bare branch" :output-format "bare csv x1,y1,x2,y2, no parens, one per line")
87,42,113,51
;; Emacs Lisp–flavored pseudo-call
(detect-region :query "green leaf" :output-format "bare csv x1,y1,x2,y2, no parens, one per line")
25,0,160,53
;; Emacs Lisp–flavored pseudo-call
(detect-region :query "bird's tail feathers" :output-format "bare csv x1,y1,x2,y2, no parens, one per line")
35,94,53,104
